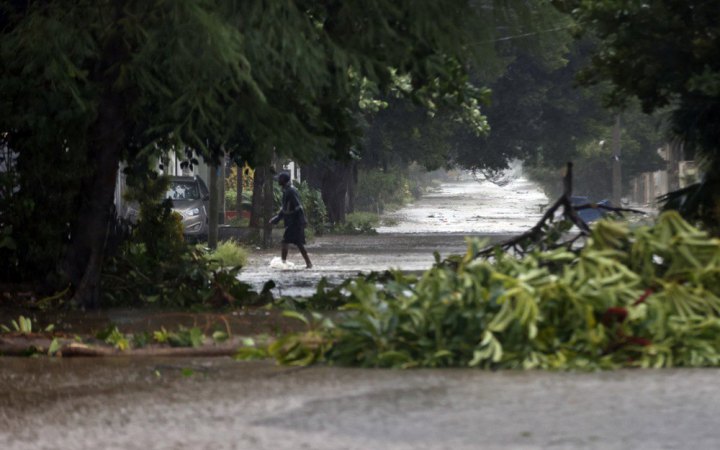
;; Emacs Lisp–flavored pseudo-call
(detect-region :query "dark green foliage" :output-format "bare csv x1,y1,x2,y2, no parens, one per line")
1,0,489,301
123,172,185,260
103,244,206,307
225,190,252,214
295,181,327,236
355,168,412,214
167,327,204,348
659,174,720,237
0,135,86,283
332,212,380,235
247,212,720,369
476,38,665,200
554,0,720,228
102,240,276,308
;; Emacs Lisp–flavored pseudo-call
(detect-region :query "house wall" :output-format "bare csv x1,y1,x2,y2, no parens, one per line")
627,143,699,206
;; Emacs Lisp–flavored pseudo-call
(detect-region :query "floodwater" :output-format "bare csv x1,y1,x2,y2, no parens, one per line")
239,174,548,297
376,174,548,234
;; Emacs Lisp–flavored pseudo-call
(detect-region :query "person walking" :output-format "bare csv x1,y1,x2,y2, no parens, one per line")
269,172,313,268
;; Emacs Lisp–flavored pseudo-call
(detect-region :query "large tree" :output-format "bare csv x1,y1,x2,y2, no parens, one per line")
481,38,665,199
553,0,720,229
344,0,575,209
0,0,487,305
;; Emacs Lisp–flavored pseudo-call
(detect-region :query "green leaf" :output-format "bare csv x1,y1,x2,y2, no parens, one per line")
48,338,60,356
282,310,309,325
212,331,229,343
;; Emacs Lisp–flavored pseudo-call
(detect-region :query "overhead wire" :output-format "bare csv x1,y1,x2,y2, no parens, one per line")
469,24,575,45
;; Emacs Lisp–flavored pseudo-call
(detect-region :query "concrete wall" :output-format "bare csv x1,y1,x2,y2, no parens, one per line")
628,143,698,206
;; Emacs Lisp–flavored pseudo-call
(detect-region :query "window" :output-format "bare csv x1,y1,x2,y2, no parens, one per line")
166,181,200,200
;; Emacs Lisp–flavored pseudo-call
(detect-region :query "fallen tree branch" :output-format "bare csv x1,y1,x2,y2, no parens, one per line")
573,203,647,216
61,343,239,357
473,162,644,259
0,335,240,358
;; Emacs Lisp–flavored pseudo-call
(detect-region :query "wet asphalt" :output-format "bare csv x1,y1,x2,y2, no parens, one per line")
2,358,719,449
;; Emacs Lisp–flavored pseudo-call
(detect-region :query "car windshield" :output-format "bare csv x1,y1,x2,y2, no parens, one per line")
166,181,200,200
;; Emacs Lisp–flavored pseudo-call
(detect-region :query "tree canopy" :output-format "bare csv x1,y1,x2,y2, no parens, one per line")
358,18,665,201
553,0,720,228
0,0,489,305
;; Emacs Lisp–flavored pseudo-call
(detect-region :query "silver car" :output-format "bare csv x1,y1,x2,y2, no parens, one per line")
165,176,210,240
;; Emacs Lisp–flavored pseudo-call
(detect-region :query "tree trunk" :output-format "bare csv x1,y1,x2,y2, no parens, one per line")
236,162,244,214
262,165,274,247
219,156,226,225
667,141,682,192
347,162,358,214
62,90,126,308
249,165,264,228
61,3,130,308
611,114,622,207
208,163,219,249
307,159,352,225
325,174,347,224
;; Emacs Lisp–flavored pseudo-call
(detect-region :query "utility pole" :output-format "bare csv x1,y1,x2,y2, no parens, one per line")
236,160,243,215
612,114,622,207
262,165,274,248
219,156,226,226
208,162,220,249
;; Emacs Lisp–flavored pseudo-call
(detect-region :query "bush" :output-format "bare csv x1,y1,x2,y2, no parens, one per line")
205,240,248,268
241,212,720,369
125,173,186,260
354,165,442,215
225,189,252,212
296,181,327,235
355,168,410,213
330,211,379,234
0,139,84,284
102,242,266,308
102,172,266,308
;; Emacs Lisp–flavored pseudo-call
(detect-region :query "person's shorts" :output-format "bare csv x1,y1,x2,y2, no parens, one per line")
282,223,306,245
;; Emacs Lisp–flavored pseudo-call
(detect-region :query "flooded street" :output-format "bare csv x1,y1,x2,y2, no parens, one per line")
240,174,548,297
3,174,718,450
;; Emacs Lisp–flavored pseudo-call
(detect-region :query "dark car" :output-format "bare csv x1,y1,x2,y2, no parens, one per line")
165,176,210,240
570,196,612,223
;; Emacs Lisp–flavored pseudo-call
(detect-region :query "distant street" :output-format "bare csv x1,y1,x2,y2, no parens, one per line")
239,173,548,296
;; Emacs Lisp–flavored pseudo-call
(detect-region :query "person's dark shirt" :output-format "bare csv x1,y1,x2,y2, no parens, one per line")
277,185,306,227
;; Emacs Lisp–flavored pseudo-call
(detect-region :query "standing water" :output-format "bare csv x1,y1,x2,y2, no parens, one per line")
377,171,548,234
239,170,548,297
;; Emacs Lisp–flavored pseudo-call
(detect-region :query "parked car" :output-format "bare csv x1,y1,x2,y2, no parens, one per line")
570,196,612,223
165,176,210,240
119,175,210,241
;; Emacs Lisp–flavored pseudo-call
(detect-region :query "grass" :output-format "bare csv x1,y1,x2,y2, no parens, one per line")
204,240,249,268
346,212,380,228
